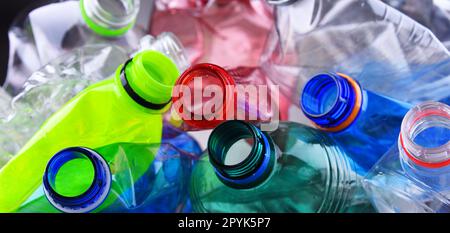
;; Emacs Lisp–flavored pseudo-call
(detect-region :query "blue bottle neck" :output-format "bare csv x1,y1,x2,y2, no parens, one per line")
43,147,111,213
208,121,277,189
301,73,363,132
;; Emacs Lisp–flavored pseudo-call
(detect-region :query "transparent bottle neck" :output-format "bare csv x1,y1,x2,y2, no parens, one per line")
81,0,140,36
138,33,190,72
399,101,450,172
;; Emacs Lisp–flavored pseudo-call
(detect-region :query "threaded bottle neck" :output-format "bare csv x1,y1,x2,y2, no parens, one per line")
119,50,179,111
172,63,236,129
207,121,276,189
43,147,111,213
138,33,190,72
301,73,363,132
399,101,450,170
80,0,140,37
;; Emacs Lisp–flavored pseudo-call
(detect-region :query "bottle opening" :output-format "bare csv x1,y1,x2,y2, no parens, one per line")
43,147,111,213
81,0,140,37
207,121,276,189
122,50,179,110
225,138,255,166
399,102,450,169
49,153,95,197
301,73,363,132
301,74,339,116
172,63,235,129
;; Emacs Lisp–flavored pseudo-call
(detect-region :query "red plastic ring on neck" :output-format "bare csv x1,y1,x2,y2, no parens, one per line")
400,109,450,169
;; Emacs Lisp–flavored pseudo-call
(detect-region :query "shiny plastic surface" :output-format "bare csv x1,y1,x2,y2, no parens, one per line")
150,0,274,67
263,0,450,106
363,102,450,213
171,63,285,131
16,142,200,213
0,51,179,212
301,73,412,173
190,121,374,213
5,0,144,94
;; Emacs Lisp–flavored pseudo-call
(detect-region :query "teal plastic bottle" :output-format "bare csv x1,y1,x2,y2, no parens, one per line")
190,121,374,213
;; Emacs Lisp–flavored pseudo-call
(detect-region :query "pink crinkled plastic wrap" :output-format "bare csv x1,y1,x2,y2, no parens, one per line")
150,0,274,68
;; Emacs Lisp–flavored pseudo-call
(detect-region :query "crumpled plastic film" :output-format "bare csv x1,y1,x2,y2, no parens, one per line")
0,44,128,169
262,0,450,105
383,0,450,50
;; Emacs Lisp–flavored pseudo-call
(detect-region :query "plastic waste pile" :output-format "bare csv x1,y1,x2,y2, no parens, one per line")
0,0,448,213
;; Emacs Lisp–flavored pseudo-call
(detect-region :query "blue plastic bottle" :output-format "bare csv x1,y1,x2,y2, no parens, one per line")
301,73,412,173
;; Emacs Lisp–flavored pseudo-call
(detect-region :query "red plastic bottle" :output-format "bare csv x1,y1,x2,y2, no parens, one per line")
171,63,290,130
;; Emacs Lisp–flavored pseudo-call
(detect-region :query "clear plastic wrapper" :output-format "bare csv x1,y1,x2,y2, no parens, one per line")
0,44,128,165
383,0,450,50
263,0,450,106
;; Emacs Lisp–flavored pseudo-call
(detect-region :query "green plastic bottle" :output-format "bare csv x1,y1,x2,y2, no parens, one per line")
190,121,374,213
0,50,179,212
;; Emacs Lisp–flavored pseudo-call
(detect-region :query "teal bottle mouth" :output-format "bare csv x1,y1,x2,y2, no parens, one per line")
207,121,276,189
43,147,111,213
80,0,140,37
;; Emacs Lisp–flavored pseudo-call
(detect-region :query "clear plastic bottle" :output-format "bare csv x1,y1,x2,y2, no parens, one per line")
301,73,412,173
263,0,450,105
5,0,144,94
15,141,200,213
137,33,190,72
0,50,180,213
363,101,450,213
189,120,374,213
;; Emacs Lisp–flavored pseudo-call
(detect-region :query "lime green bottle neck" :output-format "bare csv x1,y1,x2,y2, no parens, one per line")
117,50,180,113
80,0,140,37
